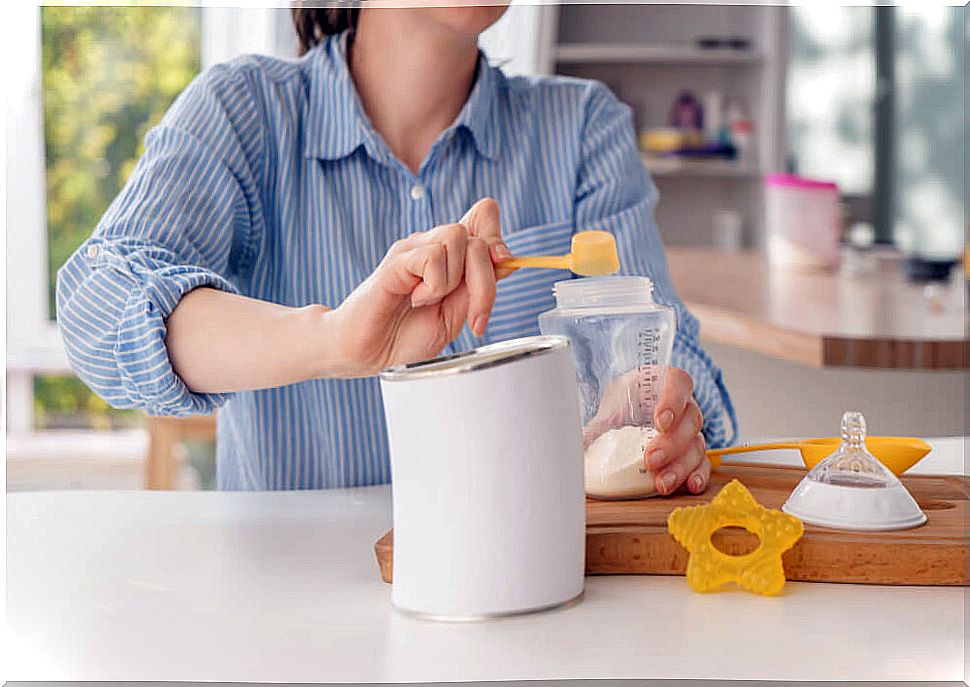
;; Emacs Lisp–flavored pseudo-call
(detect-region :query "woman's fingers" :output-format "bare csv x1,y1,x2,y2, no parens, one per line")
437,223,468,294
460,197,516,280
462,237,497,336
686,434,711,494
646,397,703,472
393,201,508,319
460,197,501,242
642,376,709,496
402,224,470,307
407,243,447,307
655,433,708,496
654,367,693,434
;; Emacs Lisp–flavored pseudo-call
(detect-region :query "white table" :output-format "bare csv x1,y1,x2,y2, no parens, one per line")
6,438,967,683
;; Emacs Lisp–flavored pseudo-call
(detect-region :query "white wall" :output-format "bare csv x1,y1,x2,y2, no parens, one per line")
479,3,545,76
202,7,295,67
705,341,969,441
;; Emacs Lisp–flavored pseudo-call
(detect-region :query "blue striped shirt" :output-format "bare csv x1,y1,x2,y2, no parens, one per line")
56,31,737,490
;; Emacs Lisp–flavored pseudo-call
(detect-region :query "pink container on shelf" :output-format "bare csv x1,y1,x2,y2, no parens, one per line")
764,173,841,270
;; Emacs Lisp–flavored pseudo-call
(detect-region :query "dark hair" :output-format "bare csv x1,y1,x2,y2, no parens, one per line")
291,6,360,56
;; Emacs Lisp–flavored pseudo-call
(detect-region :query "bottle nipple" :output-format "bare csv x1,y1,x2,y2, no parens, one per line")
841,411,866,447
813,411,896,488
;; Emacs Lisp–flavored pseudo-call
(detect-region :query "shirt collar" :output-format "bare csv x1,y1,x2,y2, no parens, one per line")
453,52,500,161
303,32,369,161
303,31,500,163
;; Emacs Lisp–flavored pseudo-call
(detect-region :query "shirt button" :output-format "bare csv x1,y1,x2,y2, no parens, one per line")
409,184,425,201
86,244,99,259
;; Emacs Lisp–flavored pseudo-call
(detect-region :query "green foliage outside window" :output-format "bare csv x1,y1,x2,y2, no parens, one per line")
37,6,201,430
42,5,201,316
33,374,141,431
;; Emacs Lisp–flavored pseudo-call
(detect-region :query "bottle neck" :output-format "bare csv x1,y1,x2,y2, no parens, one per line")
553,276,656,310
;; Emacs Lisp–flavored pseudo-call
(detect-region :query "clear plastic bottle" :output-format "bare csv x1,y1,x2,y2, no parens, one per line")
538,276,676,499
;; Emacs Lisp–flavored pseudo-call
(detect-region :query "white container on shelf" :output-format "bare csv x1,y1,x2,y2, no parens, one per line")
379,336,586,620
764,173,841,270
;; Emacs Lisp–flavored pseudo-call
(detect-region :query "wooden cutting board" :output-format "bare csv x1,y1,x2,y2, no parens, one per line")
374,463,969,586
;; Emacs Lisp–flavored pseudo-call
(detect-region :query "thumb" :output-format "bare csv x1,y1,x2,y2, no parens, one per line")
460,197,515,278
460,197,500,237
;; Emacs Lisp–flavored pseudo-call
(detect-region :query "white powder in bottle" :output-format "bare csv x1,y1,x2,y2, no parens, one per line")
584,425,659,500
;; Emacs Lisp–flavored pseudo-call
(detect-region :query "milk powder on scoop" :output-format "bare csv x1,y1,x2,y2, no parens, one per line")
584,425,659,499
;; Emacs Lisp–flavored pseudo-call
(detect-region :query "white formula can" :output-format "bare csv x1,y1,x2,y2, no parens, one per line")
379,335,586,620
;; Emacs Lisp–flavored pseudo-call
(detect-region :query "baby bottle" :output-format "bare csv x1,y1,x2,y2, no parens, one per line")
539,276,676,499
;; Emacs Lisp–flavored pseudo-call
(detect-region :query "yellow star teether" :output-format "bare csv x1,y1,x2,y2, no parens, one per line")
667,479,804,596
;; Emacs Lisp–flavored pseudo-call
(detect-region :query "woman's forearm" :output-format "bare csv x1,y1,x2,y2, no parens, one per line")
165,287,345,393
164,200,506,395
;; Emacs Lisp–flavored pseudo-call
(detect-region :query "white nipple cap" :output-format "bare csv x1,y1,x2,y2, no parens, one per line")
782,412,927,531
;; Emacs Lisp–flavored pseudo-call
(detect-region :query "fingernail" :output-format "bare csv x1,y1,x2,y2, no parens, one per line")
658,410,674,432
412,295,429,308
647,447,665,469
661,472,676,494
472,315,487,336
691,475,704,492
492,243,512,261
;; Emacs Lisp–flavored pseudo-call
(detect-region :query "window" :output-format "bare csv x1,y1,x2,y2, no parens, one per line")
787,6,880,240
786,6,965,252
7,7,294,435
892,6,965,258
787,7,876,198
31,6,202,431
41,6,203,319
33,374,141,432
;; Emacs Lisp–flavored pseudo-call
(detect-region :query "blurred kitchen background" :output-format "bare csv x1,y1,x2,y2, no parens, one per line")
5,4,967,491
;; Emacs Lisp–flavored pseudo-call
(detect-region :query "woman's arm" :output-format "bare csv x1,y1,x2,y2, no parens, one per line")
56,63,266,416
165,198,508,393
58,58,509,410
164,289,337,393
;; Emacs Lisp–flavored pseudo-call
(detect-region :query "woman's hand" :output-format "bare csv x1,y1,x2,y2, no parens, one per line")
584,367,709,496
325,197,512,377
645,368,709,495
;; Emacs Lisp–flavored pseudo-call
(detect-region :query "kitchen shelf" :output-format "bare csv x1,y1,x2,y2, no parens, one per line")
543,5,787,247
555,43,765,65
642,155,762,179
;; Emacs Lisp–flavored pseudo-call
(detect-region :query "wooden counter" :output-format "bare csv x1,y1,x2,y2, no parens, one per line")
666,247,969,369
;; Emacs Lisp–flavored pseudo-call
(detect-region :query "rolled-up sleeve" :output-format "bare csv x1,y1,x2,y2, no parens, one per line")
55,63,264,416
573,83,738,448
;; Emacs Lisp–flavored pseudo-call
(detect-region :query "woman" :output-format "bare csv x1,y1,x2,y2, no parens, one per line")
56,6,736,492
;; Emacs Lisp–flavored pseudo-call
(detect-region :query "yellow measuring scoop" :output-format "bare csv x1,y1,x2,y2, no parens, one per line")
498,230,620,276
706,436,932,476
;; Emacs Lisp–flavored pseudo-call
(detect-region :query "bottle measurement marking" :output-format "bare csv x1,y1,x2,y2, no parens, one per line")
635,328,661,458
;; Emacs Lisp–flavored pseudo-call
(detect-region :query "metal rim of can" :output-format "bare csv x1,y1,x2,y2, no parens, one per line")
378,335,570,382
